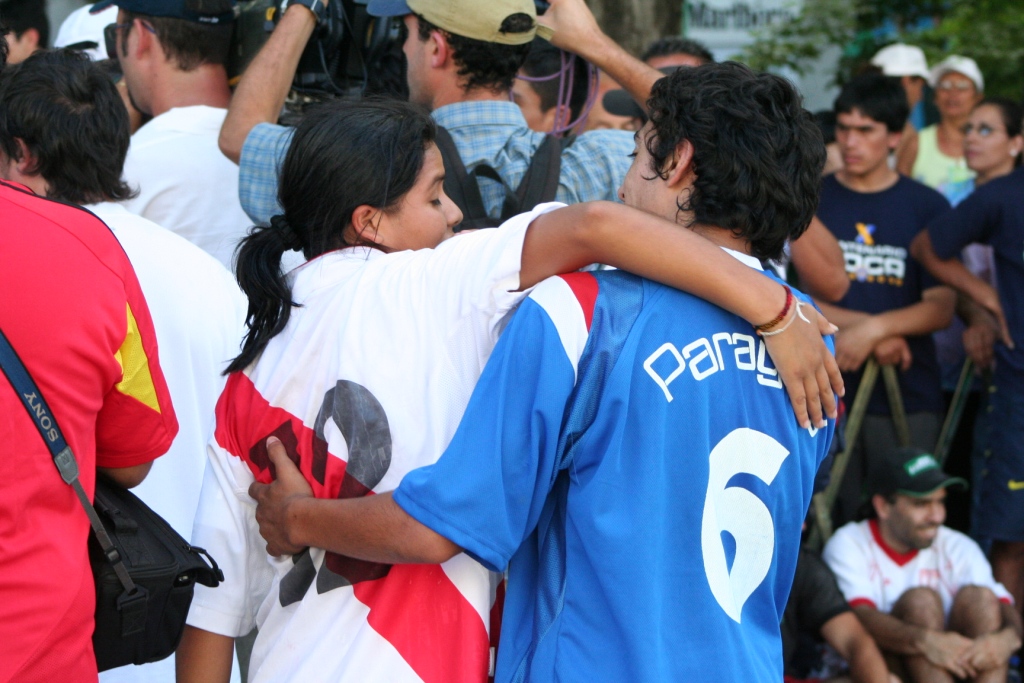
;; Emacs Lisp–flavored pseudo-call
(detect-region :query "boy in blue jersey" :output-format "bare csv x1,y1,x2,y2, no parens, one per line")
249,61,837,682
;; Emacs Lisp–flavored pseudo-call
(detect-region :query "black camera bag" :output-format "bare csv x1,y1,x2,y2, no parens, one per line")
0,327,223,672
89,475,223,670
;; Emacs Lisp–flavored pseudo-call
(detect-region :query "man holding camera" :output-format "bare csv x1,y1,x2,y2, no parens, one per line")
96,0,251,268
221,0,650,227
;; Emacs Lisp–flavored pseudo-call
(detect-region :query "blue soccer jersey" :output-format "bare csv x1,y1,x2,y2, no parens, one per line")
395,263,836,682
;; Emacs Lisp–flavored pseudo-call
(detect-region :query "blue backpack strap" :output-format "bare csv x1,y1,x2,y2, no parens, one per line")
510,272,645,682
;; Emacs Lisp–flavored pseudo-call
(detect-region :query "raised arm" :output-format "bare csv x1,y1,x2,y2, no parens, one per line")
218,2,322,164
521,201,843,428
537,0,661,113
789,216,849,302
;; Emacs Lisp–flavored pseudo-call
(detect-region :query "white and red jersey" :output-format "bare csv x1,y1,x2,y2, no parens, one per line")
187,205,559,682
823,519,1011,616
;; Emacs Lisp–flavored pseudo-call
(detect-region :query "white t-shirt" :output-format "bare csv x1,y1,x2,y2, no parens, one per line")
823,519,1011,617
187,204,558,682
90,203,247,683
121,106,252,269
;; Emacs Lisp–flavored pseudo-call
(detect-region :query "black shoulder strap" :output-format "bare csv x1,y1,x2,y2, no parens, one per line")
0,327,138,596
503,133,575,222
435,127,576,229
434,125,493,231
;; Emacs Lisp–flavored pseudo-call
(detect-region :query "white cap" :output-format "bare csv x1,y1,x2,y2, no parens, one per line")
54,4,117,62
929,55,984,92
870,43,929,80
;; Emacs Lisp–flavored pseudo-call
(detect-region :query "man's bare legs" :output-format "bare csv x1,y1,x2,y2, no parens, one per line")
888,585,1010,682
948,585,1008,683
892,587,958,683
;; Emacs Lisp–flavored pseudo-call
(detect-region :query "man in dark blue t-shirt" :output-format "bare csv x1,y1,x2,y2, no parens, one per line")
912,166,1024,616
815,73,955,524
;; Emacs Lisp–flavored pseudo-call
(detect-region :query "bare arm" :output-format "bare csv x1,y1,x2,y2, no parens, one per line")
998,598,1023,646
218,4,320,164
910,229,1012,346
853,605,974,678
537,0,661,112
249,438,459,563
817,287,954,372
819,611,892,683
98,461,152,489
521,201,844,428
176,625,235,683
789,216,849,302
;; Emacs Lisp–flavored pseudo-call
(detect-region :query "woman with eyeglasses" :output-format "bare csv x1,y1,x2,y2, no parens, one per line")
911,102,1024,629
912,98,1023,532
964,98,1024,186
897,56,984,203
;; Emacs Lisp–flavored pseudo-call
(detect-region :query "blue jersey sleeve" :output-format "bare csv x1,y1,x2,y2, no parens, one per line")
394,297,577,572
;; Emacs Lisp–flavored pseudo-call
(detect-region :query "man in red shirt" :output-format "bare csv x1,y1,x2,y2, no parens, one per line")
0,36,179,682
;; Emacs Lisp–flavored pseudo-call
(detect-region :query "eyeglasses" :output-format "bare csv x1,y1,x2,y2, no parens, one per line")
936,79,975,92
962,123,1003,138
103,20,156,61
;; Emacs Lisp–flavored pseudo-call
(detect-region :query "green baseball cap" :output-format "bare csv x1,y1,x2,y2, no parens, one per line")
869,447,967,498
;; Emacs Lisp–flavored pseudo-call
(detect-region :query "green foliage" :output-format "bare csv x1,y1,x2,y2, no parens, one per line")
737,0,1024,99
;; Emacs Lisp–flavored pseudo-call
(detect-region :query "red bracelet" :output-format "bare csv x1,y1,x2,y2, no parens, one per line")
755,285,793,333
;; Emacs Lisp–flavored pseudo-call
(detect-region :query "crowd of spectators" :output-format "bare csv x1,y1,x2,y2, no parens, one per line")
1,0,1022,681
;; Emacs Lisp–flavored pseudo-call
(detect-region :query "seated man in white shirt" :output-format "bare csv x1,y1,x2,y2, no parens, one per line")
824,447,1022,683
92,0,252,268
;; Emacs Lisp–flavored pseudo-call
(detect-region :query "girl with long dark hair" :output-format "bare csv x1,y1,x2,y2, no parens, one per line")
178,98,840,682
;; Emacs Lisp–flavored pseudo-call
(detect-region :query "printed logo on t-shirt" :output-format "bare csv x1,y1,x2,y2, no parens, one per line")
855,222,876,246
257,380,395,606
840,227,907,286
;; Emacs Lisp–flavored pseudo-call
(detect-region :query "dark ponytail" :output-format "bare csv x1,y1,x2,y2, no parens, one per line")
227,98,436,373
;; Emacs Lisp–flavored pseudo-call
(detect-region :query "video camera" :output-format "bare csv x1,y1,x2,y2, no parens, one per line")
228,0,402,96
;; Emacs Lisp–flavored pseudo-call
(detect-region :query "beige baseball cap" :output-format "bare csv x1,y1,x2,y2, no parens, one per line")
367,0,538,45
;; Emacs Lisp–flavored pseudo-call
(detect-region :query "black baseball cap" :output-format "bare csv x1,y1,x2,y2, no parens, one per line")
868,447,967,498
89,0,235,25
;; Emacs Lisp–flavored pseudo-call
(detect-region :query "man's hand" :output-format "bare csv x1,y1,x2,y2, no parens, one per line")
918,629,975,678
873,336,912,371
762,303,843,429
963,320,998,370
537,0,660,110
536,0,604,55
835,316,885,372
958,631,1017,675
963,277,1013,350
249,437,314,556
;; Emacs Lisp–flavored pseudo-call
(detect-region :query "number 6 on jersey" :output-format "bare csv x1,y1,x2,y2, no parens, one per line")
701,428,791,623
